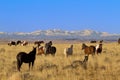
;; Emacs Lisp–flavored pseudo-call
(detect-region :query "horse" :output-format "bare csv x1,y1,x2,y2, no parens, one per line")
90,40,97,43
99,40,103,43
37,46,44,55
16,47,36,71
8,41,16,46
44,41,56,56
21,41,28,46
96,44,103,54
16,40,22,45
118,38,120,44
34,40,44,47
82,43,96,56
64,45,73,57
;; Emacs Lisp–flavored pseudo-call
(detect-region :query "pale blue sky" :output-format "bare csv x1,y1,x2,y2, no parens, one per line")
0,0,120,33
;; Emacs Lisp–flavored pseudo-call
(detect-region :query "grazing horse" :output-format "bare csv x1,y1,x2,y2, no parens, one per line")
82,43,96,56
34,41,44,47
16,40,22,45
90,40,97,43
21,41,28,46
96,44,103,54
16,47,36,71
8,41,16,46
44,41,56,56
118,38,120,44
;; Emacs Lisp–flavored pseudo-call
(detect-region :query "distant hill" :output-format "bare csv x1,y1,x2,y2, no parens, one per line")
0,29,120,41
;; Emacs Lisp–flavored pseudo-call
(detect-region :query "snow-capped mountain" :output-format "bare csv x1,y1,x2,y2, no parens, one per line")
0,29,120,41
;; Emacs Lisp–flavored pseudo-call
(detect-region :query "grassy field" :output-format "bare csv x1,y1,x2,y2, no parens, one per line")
0,42,120,80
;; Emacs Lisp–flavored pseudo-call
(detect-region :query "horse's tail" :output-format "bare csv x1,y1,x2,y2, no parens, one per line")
16,54,22,71
17,58,20,71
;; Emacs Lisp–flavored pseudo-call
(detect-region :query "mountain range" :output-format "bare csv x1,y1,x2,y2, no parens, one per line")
0,29,120,41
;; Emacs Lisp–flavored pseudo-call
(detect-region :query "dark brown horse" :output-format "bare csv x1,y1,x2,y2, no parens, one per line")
8,41,16,46
44,41,56,56
34,41,44,47
82,43,96,56
90,40,97,43
16,47,36,71
99,40,103,43
118,38,120,44
16,40,22,45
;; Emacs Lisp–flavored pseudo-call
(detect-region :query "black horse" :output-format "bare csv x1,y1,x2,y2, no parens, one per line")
16,47,36,71
16,40,22,45
45,41,56,56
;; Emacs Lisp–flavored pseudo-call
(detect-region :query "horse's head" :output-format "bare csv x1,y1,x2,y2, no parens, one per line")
99,44,102,48
49,41,52,46
32,46,37,53
70,45,73,48
44,43,50,54
82,43,87,50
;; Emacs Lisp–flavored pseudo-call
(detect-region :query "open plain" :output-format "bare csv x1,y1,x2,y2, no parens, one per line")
0,41,120,80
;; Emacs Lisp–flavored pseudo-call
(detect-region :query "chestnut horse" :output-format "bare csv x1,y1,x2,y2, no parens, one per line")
82,43,96,56
37,46,44,55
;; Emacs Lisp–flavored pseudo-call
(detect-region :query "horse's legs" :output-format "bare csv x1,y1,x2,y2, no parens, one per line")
83,55,89,63
32,61,34,69
17,60,22,71
92,52,95,56
97,52,99,55
52,53,55,56
29,62,31,70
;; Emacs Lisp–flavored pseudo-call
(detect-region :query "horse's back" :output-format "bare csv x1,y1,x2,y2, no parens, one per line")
84,47,90,54
51,46,56,53
17,52,27,58
90,46,96,53
16,52,27,61
84,46,95,55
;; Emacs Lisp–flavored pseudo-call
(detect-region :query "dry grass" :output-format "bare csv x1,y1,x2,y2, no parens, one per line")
0,42,120,80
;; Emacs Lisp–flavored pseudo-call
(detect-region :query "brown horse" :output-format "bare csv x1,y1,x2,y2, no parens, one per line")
82,43,96,56
99,40,103,43
90,40,97,43
34,41,44,47
118,38,120,44
37,46,44,55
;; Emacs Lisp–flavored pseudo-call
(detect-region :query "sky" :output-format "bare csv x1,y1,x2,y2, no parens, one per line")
0,0,120,33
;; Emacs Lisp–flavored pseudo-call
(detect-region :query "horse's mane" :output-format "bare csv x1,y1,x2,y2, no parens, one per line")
28,47,36,55
83,43,88,47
